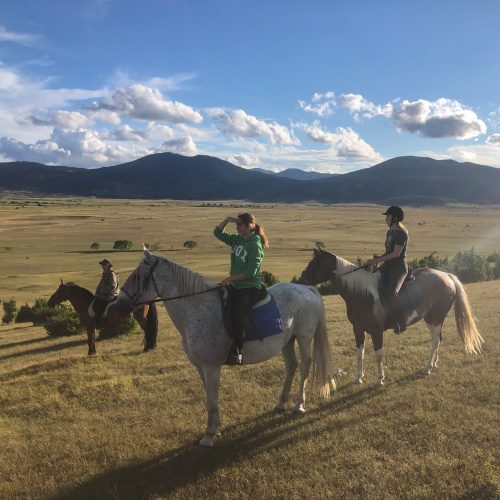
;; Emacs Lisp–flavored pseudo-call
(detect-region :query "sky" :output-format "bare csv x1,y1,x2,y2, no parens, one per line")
0,0,499,173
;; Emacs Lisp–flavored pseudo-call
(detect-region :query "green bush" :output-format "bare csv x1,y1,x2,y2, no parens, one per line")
2,299,17,324
261,270,279,287
183,240,197,250
113,240,133,251
317,281,338,296
43,305,83,337
450,248,492,283
15,303,35,323
98,315,139,340
408,251,450,271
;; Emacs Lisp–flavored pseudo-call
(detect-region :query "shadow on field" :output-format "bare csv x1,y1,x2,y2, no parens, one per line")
0,336,51,351
0,339,87,362
51,386,382,500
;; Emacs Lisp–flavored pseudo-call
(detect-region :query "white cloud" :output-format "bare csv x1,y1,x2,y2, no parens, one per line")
299,122,382,161
486,133,500,145
88,109,121,125
447,144,500,167
228,154,260,167
28,110,90,129
108,125,146,142
337,93,393,120
88,84,203,123
157,136,197,155
392,98,486,140
298,91,336,117
0,26,40,47
209,108,297,145
0,136,69,164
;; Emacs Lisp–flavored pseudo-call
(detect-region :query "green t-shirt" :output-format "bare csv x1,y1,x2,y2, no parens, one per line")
213,226,264,289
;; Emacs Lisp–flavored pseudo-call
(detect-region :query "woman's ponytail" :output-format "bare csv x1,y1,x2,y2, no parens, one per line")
254,223,269,248
238,213,269,248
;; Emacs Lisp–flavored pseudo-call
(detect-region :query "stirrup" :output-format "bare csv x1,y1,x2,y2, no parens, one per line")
393,321,406,335
225,347,243,366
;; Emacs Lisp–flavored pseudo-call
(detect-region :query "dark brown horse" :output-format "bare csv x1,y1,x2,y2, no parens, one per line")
48,280,158,355
299,247,483,385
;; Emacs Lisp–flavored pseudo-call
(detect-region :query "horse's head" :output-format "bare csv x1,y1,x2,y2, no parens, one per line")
115,248,159,314
48,279,71,307
299,247,338,285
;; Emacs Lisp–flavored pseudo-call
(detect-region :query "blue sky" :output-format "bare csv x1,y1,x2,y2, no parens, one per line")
0,0,499,172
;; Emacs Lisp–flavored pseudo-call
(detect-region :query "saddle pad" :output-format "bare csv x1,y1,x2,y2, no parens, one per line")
246,295,283,342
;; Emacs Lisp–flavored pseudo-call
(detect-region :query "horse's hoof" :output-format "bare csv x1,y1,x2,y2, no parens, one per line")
353,378,363,385
273,406,287,414
292,406,306,416
199,436,214,447
418,368,431,377
374,379,385,387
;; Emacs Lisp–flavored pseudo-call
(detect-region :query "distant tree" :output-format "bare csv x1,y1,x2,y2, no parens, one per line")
90,242,100,251
113,240,133,251
408,252,450,271
451,248,492,283
2,299,17,324
183,240,197,250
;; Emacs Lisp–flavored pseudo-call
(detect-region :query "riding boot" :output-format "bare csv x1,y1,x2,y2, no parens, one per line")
391,300,406,335
226,344,243,365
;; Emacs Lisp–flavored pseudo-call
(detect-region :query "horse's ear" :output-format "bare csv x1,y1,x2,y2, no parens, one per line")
313,245,322,256
143,245,154,263
60,278,64,285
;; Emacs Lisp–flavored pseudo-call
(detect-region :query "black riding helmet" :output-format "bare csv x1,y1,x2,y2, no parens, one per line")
382,206,404,222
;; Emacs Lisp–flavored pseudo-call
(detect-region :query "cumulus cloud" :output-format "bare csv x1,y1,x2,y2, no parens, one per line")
298,91,336,117
447,144,500,167
486,133,500,145
28,110,90,129
228,154,260,167
0,136,69,164
299,122,382,161
108,125,147,142
157,136,197,155
209,108,297,145
337,93,393,120
88,84,203,123
392,98,486,139
88,109,121,125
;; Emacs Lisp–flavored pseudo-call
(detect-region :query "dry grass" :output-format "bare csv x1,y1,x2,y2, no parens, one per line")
0,199,499,499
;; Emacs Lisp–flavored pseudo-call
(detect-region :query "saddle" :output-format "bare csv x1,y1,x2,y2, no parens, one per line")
221,288,283,343
89,298,116,321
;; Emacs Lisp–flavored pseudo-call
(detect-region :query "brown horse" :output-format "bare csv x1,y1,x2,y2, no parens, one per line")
48,280,158,355
299,247,483,385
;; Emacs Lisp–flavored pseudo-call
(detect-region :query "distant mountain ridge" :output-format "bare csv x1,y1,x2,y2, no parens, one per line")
252,167,336,180
0,153,498,205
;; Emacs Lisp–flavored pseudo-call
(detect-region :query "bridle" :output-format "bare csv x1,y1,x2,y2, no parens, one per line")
121,257,222,308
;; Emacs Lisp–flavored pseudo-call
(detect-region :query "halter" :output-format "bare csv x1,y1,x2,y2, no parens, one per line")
122,256,222,308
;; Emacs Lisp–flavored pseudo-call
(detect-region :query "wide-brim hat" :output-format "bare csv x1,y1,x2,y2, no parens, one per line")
99,258,112,266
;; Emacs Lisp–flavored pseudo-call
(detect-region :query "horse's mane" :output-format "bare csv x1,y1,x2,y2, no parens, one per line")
149,255,214,295
65,282,95,300
334,255,380,298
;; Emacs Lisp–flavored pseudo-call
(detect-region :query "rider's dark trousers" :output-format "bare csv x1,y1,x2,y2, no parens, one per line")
380,260,408,325
227,285,267,350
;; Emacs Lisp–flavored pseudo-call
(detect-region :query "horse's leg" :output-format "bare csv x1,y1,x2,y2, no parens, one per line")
85,321,96,355
199,365,222,447
274,336,298,413
293,337,313,415
371,331,385,386
420,322,442,376
353,325,366,385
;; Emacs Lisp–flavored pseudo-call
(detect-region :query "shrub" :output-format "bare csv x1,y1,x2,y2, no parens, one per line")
183,240,197,250
317,281,338,296
450,248,492,283
98,316,139,340
261,270,279,287
113,240,133,251
43,305,83,337
408,252,450,271
90,242,100,251
15,303,35,323
2,299,17,324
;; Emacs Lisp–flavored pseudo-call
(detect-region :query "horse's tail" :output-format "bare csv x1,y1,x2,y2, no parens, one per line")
448,273,484,354
312,293,335,398
144,302,159,350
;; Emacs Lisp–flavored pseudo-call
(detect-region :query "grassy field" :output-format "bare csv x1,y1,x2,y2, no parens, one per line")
0,199,499,499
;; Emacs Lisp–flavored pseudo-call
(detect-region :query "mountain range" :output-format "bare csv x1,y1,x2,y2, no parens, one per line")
0,153,498,205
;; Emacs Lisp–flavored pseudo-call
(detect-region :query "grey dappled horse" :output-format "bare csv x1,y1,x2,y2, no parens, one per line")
300,247,483,385
115,249,335,446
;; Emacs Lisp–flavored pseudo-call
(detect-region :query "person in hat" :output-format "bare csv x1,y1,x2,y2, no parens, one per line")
366,206,409,334
93,258,120,325
214,212,269,365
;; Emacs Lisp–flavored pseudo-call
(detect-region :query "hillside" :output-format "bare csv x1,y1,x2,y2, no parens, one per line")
0,154,498,204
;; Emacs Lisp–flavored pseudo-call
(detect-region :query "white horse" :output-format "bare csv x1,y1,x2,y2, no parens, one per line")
116,249,336,446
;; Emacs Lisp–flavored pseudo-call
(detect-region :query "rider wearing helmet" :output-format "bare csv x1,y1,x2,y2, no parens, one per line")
366,206,409,334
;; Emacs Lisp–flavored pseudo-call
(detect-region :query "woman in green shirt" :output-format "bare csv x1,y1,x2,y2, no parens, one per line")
214,212,269,365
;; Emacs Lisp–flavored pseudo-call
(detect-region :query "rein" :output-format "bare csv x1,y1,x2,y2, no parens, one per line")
333,264,369,279
133,285,223,307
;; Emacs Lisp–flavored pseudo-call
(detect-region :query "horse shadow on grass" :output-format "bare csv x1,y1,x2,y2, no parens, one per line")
0,335,52,351
0,339,87,362
50,385,386,500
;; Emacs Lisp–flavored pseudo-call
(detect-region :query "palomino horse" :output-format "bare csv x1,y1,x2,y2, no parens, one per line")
48,280,158,355
115,248,335,447
299,247,483,385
